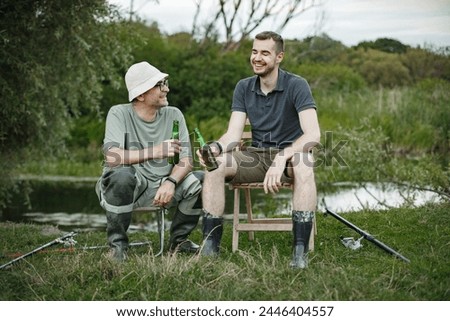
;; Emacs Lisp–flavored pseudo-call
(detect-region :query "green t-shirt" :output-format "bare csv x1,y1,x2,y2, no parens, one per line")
102,104,192,180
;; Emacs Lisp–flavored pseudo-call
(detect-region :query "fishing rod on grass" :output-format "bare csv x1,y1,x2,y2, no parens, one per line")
0,232,152,270
0,231,77,270
322,199,410,263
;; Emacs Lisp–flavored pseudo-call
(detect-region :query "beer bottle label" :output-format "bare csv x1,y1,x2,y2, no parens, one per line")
169,120,179,165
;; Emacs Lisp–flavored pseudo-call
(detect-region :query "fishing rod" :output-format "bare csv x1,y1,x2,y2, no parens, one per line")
1,233,152,270
80,241,151,250
2,241,152,259
0,231,77,270
323,203,410,263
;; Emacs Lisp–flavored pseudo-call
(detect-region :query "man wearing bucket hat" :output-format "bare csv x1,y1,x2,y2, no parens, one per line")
96,61,203,261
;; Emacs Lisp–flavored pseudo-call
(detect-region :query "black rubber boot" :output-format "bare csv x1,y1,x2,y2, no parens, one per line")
290,210,315,269
200,212,223,256
168,209,201,254
106,211,132,262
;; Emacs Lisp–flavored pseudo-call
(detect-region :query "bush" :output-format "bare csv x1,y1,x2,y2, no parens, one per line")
402,47,450,82
343,48,411,87
380,79,450,160
293,63,366,92
315,119,450,199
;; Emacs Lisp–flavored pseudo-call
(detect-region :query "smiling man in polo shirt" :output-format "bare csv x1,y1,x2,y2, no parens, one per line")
197,31,321,269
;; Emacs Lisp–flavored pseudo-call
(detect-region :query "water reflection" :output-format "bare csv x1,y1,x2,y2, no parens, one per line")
1,176,441,232
317,182,440,212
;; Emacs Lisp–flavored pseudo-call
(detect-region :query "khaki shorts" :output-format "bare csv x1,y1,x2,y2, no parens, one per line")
229,147,293,184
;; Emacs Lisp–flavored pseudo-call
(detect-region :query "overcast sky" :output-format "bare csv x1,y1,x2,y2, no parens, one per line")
109,0,450,48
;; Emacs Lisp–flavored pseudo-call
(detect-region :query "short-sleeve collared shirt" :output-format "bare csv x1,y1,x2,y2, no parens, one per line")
232,69,316,149
102,104,191,180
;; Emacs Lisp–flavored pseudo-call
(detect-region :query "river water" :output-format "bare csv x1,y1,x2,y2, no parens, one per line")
0,175,440,232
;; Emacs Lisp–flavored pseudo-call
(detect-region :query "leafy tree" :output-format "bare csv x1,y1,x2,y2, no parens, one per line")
0,0,135,208
285,33,348,65
355,38,410,54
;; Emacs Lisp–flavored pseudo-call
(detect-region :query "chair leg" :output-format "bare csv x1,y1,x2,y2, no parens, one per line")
244,189,255,241
155,208,165,257
232,189,240,252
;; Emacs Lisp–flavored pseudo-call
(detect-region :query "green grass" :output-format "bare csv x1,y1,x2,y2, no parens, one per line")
1,202,448,301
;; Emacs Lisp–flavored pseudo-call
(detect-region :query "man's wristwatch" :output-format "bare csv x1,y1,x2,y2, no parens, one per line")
166,176,178,187
211,141,223,155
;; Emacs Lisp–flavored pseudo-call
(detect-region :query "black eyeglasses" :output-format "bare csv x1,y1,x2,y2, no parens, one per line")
155,79,169,91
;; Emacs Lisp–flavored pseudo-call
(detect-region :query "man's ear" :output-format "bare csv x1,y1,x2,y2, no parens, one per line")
276,51,284,64
136,93,145,102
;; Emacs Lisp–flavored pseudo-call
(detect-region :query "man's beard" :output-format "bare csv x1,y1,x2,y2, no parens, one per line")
253,62,275,77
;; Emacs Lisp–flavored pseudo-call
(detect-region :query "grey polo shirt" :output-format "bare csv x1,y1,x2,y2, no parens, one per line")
232,69,316,149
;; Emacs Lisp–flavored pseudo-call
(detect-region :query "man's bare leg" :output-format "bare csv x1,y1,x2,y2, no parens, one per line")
292,152,317,211
201,153,237,256
290,152,317,269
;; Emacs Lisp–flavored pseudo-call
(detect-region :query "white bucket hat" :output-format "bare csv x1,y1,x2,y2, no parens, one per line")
125,61,168,102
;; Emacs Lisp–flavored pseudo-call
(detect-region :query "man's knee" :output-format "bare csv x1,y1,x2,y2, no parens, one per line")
102,167,137,206
177,172,203,214
191,170,204,183
103,166,136,185
176,171,202,199
291,153,315,182
204,153,237,182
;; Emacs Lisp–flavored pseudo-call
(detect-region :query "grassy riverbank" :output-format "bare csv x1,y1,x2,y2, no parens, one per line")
0,202,448,301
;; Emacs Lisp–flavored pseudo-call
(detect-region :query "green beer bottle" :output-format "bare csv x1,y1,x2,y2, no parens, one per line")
194,127,218,171
168,120,179,165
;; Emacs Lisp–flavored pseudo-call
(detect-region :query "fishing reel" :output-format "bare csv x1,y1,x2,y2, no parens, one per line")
340,236,364,250
57,232,78,247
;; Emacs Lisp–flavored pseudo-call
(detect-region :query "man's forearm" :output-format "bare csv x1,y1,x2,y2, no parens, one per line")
105,147,154,166
168,157,194,183
216,132,242,154
105,146,188,167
